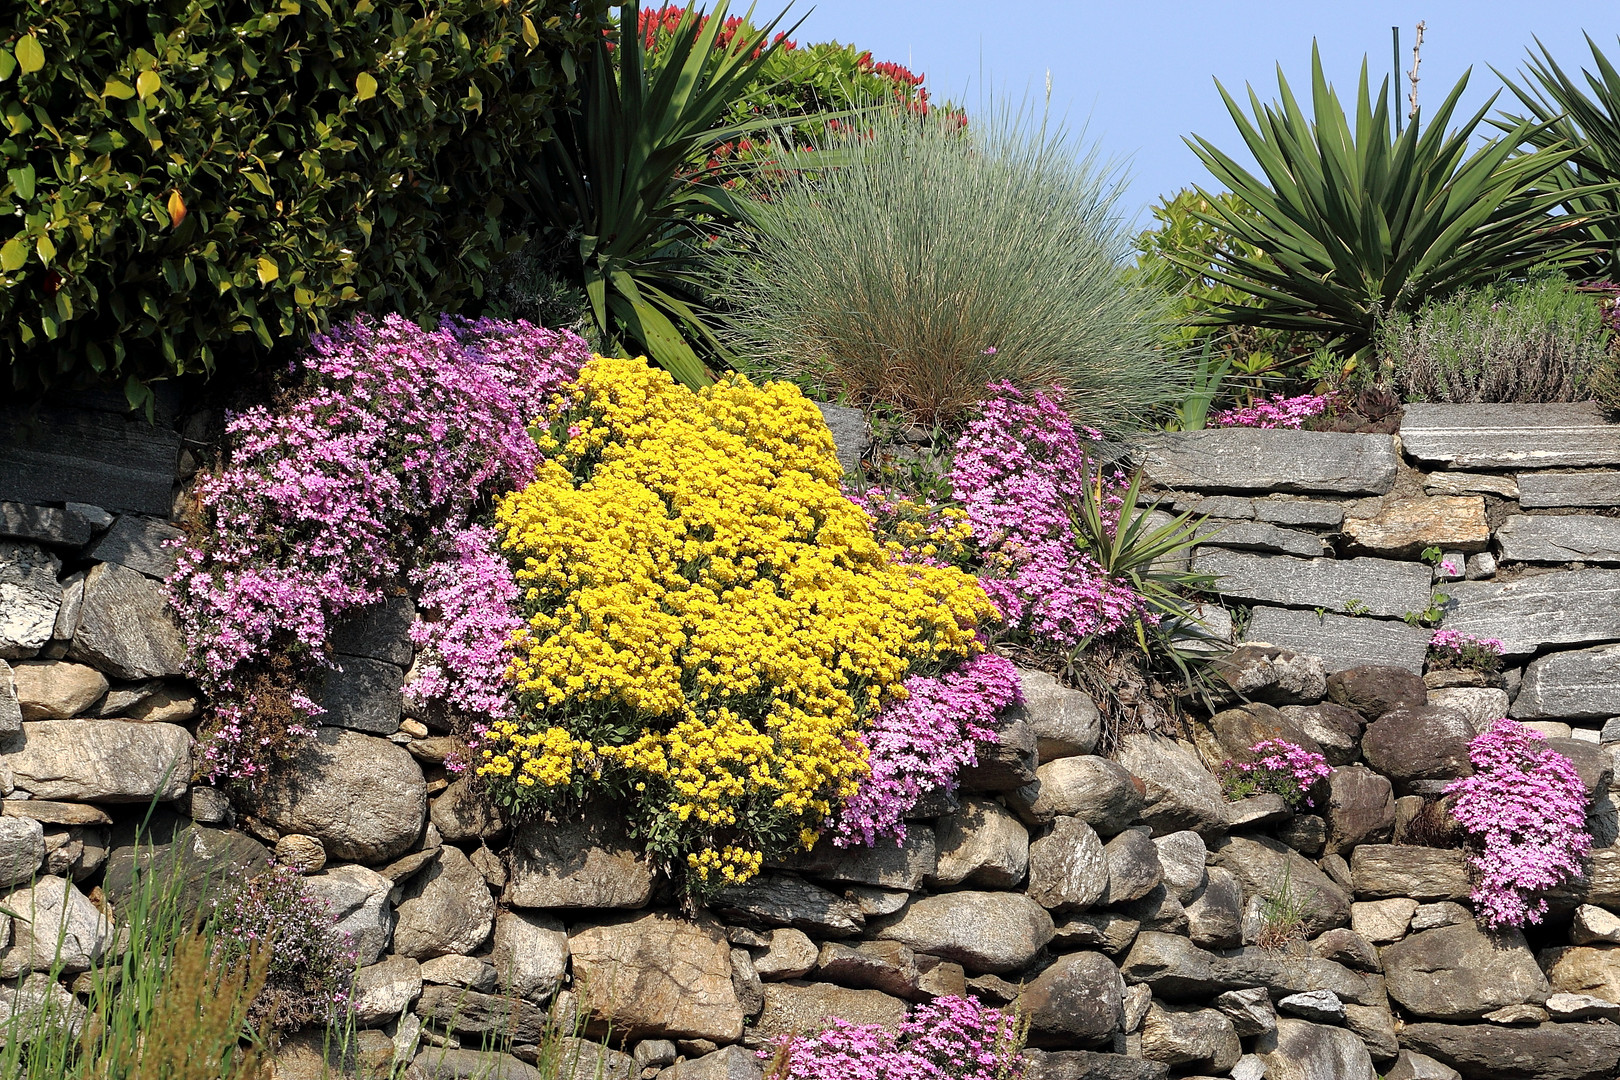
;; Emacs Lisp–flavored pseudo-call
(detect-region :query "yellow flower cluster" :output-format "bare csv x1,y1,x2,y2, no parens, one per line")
482,356,997,885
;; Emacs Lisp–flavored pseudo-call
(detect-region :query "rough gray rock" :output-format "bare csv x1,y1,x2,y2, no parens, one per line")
1350,845,1470,901
352,956,422,1027
10,660,107,720
1279,703,1364,766
1185,866,1244,950
1256,1019,1377,1080
87,515,185,579
411,1048,546,1080
1196,548,1434,620
1401,401,1620,468
0,817,42,888
1012,755,1144,834
1210,644,1329,706
1512,644,1620,719
1102,829,1163,905
1360,707,1474,784
746,983,906,1049
329,596,416,666
1054,910,1141,955
1326,664,1430,719
415,986,550,1061
751,928,819,981
430,776,507,846
1135,430,1398,495
1278,989,1346,1023
713,875,864,938
1444,569,1620,656
1152,831,1207,903
1199,701,1323,767
1207,835,1350,936
0,502,93,547
1351,898,1417,944
1322,765,1395,857
814,403,870,476
1341,496,1490,559
419,955,496,992
1382,922,1548,1020
2,719,190,802
249,727,426,864
874,891,1054,975
315,655,404,735
508,813,653,910
0,405,180,516
658,1045,762,1080
1214,986,1277,1037
1542,944,1620,1003
1140,1003,1241,1073
0,660,19,733
303,863,395,966
1021,951,1123,1046
957,717,1038,793
393,845,496,960
491,911,569,1000
65,561,185,678
1245,606,1431,674
1021,1049,1169,1080
784,827,936,891
1570,903,1620,945
1428,686,1510,727
1115,733,1227,835
1519,470,1620,508
1399,1022,1620,1080
1025,816,1109,911
1255,499,1346,528
1199,519,1328,558
2,875,112,974
1496,514,1620,564
0,543,61,660
569,913,745,1043
930,798,1028,889
1386,1050,1461,1080
1012,668,1100,761
102,810,269,920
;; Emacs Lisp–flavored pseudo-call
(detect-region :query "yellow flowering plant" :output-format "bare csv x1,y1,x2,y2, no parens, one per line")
482,355,997,889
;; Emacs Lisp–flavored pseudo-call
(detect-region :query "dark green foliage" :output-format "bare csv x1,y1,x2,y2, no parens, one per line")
1183,45,1601,356
1498,35,1620,277
1,0,605,407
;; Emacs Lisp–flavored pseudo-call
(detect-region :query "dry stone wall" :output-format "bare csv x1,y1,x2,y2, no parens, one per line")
4,399,1620,1079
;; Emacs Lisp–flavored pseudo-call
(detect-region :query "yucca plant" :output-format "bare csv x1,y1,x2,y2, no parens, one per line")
1498,35,1620,277
525,0,803,386
1182,45,1600,354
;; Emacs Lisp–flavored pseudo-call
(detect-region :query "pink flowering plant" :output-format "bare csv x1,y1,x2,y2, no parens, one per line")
212,863,357,1031
1427,629,1506,674
763,995,1026,1080
1212,392,1335,429
170,314,589,781
833,651,1021,847
1218,739,1334,809
1444,719,1593,928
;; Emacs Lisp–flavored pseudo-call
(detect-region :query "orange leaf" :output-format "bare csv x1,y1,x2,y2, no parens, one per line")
167,190,187,228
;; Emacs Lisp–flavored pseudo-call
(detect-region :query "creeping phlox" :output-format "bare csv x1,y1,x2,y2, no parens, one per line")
482,356,997,887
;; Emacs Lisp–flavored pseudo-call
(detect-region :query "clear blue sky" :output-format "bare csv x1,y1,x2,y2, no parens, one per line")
786,1,1613,226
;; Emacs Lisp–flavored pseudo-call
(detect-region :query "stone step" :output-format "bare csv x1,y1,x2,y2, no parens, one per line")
1443,569,1620,655
1134,430,1397,496
1401,402,1620,470
1242,606,1430,674
1518,470,1620,509
1495,514,1620,564
1194,548,1435,620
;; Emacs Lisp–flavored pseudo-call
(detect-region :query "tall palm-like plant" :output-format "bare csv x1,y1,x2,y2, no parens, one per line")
1182,45,1600,354
526,1,801,386
1497,35,1620,277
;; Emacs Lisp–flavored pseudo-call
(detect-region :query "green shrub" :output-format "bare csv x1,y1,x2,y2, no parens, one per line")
721,104,1183,428
1377,274,1613,403
0,0,604,407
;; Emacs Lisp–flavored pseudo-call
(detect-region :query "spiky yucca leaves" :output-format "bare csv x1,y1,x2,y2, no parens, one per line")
1183,45,1599,354
1498,35,1620,276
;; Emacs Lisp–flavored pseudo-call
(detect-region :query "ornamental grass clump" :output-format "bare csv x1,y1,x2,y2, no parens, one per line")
171,315,589,781
1445,719,1593,928
481,355,998,886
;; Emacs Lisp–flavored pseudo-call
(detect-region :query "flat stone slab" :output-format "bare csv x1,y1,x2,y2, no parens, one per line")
316,656,404,735
0,407,179,518
87,515,184,579
0,503,93,548
1254,499,1347,529
1342,497,1489,558
1424,472,1521,499
1518,470,1620,509
1243,606,1431,674
1443,570,1620,655
1511,644,1620,720
1401,402,1620,470
1194,549,1434,620
1197,520,1327,558
1135,430,1397,496
1495,515,1620,564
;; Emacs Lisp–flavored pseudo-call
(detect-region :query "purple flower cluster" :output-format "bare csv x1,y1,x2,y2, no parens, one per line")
764,995,1025,1080
1220,739,1333,809
947,384,1151,647
1444,719,1593,928
834,651,1021,848
408,524,525,728
1212,393,1334,429
170,314,588,780
214,862,357,1031
1428,629,1506,674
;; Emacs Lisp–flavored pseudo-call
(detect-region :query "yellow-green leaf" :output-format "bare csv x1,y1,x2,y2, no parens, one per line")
356,72,377,101
136,70,161,98
36,233,56,263
14,36,44,75
256,256,279,284
167,189,187,227
0,238,26,271
521,15,539,49
102,79,136,99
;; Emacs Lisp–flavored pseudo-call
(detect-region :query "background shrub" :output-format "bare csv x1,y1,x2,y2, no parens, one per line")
721,104,1183,429
1377,274,1613,403
0,0,605,406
